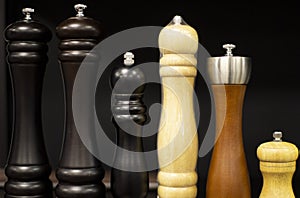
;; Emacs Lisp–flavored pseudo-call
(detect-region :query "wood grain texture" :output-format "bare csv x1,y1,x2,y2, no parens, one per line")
206,85,251,198
257,139,298,198
157,17,198,198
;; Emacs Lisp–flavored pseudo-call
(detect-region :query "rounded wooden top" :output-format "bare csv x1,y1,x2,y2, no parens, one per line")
5,8,51,42
158,15,198,55
56,17,103,40
56,4,103,40
111,52,145,94
257,132,299,163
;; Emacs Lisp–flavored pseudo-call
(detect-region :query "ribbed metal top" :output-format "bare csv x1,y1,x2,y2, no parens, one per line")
207,44,251,85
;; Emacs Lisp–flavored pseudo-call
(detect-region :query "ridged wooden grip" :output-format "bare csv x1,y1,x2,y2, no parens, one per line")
4,18,52,198
206,85,251,198
157,16,198,198
259,162,295,198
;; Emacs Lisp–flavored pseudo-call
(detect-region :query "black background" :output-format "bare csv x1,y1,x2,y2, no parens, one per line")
1,0,300,197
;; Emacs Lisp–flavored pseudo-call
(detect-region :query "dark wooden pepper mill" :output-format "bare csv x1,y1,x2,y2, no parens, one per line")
110,52,149,198
55,4,106,198
4,8,53,198
206,44,251,198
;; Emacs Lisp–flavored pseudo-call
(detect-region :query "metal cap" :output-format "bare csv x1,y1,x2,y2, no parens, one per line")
273,131,283,142
172,15,183,25
22,8,34,20
74,4,87,17
207,44,251,84
124,52,134,66
223,44,235,56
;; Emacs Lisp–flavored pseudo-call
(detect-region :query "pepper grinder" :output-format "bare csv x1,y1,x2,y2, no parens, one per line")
55,4,106,197
257,131,298,198
157,15,199,198
206,44,251,197
4,8,52,197
110,52,149,198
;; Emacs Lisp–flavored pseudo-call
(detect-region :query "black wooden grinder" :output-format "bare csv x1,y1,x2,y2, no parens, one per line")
4,8,53,198
55,4,106,198
110,52,149,198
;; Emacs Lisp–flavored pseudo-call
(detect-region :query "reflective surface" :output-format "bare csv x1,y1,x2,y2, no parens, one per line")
207,56,251,85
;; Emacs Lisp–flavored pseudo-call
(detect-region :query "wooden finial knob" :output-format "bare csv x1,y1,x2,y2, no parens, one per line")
158,15,198,55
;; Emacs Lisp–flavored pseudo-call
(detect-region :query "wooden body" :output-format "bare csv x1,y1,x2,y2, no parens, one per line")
55,15,106,198
206,85,251,198
110,62,149,197
257,140,298,198
157,17,199,197
157,69,198,198
0,0,8,167
110,96,149,198
259,162,295,198
4,19,52,198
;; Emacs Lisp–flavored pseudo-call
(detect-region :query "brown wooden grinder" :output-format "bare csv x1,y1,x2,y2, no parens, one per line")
206,44,251,198
55,4,106,197
257,131,298,198
157,15,199,198
4,8,52,198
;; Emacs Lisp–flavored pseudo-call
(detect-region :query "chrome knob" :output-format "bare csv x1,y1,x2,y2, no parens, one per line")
124,52,135,66
223,44,236,56
273,131,283,142
172,15,183,24
74,4,87,17
22,8,34,20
